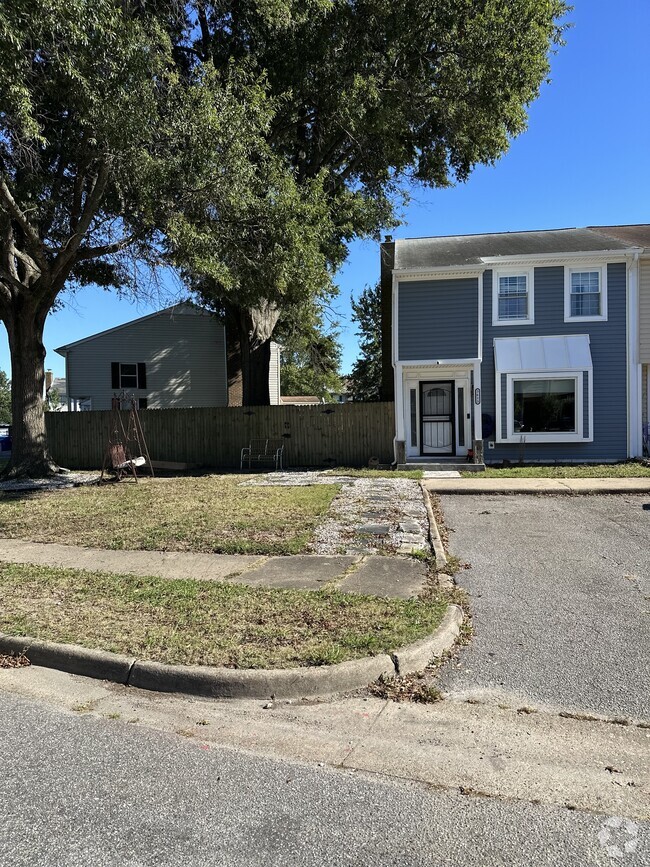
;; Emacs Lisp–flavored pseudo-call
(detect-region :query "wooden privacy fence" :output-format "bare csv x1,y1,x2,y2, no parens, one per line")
45,402,396,470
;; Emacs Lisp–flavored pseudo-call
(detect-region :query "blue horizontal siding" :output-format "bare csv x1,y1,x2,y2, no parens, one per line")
482,264,627,462
398,278,479,360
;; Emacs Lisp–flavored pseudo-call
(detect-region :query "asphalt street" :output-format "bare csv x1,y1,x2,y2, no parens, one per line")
1,690,648,867
439,494,650,719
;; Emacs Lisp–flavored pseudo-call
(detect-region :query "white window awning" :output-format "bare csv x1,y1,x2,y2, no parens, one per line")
494,335,592,373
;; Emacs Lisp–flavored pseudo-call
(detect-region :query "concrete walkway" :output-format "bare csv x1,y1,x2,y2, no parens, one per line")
0,539,428,600
423,476,650,494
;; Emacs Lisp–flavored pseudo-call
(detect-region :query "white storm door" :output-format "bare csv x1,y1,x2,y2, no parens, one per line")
420,381,454,455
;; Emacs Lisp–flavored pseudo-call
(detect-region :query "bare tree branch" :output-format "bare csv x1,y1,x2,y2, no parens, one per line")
52,159,111,284
75,233,139,260
0,174,47,273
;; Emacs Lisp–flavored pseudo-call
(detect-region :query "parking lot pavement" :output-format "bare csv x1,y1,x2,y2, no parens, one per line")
438,494,650,720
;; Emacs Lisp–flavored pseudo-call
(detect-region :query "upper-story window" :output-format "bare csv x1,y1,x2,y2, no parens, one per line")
111,361,147,390
493,269,534,326
119,363,138,389
564,266,607,322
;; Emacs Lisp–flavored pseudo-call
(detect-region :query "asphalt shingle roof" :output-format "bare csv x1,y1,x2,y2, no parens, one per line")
393,225,650,271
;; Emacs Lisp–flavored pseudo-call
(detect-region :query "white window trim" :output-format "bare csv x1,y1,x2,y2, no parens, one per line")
564,264,608,323
119,362,139,389
492,268,534,326
496,369,593,444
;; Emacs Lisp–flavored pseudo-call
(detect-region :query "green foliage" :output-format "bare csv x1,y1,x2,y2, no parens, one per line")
279,312,343,399
45,387,61,412
177,0,569,385
0,0,569,467
0,0,274,298
349,283,382,402
0,371,11,424
196,0,569,222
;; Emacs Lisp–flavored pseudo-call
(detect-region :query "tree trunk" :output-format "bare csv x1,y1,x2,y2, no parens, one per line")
224,301,279,406
241,329,272,405
2,301,59,478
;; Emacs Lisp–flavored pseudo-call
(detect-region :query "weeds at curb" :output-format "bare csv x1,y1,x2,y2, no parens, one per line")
369,672,443,704
0,650,30,669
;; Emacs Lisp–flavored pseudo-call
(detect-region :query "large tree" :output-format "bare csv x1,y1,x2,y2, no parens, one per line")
349,283,382,402
0,0,269,475
180,0,569,401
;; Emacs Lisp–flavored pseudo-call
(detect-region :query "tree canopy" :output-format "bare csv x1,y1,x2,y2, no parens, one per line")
0,0,569,474
0,0,273,473
176,0,569,402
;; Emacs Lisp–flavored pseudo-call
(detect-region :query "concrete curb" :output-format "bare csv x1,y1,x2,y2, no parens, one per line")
391,604,463,674
0,633,135,683
422,479,650,495
419,480,447,569
0,605,463,700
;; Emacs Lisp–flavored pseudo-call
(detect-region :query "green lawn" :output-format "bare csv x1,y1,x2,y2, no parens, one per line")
0,474,339,555
464,462,650,479
0,562,448,669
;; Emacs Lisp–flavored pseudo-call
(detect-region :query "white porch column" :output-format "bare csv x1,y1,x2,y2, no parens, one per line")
473,359,482,442
628,255,642,457
394,362,405,441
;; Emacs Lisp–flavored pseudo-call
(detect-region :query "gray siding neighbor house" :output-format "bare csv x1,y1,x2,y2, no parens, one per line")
55,303,281,410
381,225,650,465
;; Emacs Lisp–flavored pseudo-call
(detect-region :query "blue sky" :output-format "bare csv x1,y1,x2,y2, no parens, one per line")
4,0,649,380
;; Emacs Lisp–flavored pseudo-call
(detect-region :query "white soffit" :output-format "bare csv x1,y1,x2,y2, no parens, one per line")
494,335,592,372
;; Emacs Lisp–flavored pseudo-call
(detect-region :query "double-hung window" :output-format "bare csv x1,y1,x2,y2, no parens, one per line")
111,361,147,391
564,266,607,322
119,363,138,389
493,270,534,325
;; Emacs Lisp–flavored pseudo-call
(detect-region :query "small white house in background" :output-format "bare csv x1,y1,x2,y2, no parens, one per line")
55,302,281,410
44,372,68,410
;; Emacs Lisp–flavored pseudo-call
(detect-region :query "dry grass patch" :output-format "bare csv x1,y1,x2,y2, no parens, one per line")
0,562,448,669
0,474,338,555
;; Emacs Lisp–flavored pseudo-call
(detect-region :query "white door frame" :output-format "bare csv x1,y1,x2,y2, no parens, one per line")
401,365,472,459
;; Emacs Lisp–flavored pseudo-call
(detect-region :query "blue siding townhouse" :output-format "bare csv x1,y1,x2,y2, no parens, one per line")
379,225,650,466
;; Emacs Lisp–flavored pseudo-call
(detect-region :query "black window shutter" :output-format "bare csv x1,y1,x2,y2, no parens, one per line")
111,362,120,389
137,363,147,389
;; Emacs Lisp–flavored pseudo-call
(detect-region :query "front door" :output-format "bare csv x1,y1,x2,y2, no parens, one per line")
420,381,454,455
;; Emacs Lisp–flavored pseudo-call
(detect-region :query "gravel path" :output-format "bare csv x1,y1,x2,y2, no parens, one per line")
241,472,430,555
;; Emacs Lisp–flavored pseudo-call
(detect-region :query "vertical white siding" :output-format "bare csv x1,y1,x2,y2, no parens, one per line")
268,341,281,405
640,258,650,363
64,306,228,410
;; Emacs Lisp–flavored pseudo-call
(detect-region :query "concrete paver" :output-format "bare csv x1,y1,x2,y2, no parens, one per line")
0,539,264,581
0,540,429,598
232,554,359,590
338,556,427,599
438,494,650,719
